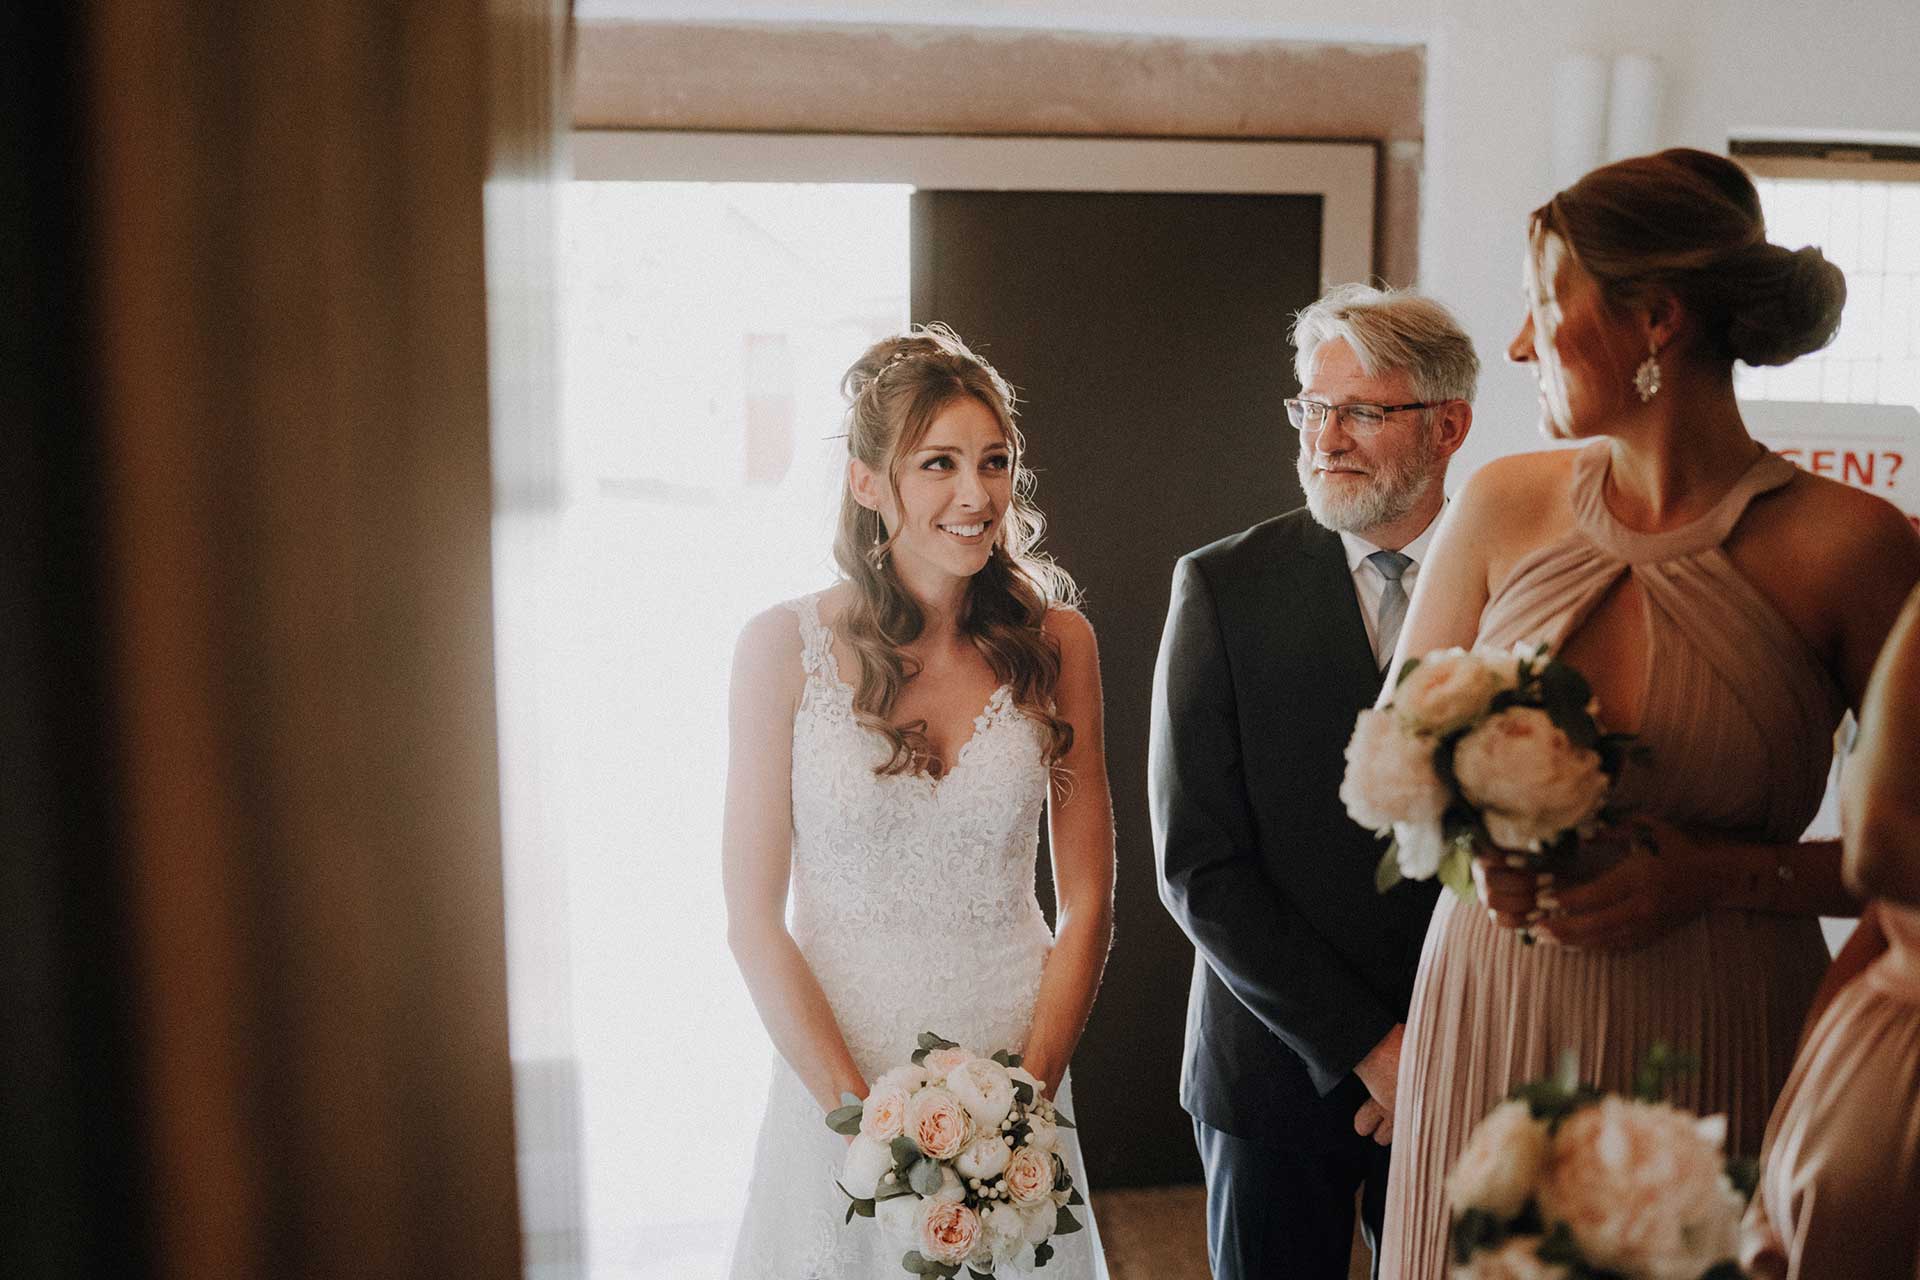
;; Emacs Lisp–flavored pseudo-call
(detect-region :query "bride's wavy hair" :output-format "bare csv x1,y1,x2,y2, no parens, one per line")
832,323,1080,777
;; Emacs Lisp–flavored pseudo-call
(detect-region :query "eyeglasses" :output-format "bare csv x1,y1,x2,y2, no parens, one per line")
1284,398,1440,436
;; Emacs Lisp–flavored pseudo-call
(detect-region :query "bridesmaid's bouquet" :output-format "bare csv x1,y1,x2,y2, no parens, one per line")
826,1032,1085,1277
1445,1050,1755,1280
1340,642,1633,900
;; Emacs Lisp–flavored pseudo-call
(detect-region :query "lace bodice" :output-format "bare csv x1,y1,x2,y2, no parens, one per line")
786,591,1055,1072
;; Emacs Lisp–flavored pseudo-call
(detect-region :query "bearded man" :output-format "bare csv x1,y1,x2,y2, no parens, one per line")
1150,284,1478,1279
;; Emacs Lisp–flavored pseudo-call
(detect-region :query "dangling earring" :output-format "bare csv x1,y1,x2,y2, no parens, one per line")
865,509,889,567
1633,344,1662,402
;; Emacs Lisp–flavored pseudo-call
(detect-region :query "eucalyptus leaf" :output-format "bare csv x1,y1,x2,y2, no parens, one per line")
1033,1241,1054,1269
1053,1207,1083,1235
1012,1080,1035,1107
991,1050,1011,1067
826,1104,865,1136
918,1031,960,1051
1393,655,1422,688
1006,1054,1023,1068
891,1135,920,1167
909,1157,944,1197
1375,843,1405,894
1436,843,1476,904
1066,1186,1084,1206
1448,1207,1504,1266
1052,1110,1076,1130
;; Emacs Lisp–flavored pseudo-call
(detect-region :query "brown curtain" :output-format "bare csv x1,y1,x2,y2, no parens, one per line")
3,2,556,1275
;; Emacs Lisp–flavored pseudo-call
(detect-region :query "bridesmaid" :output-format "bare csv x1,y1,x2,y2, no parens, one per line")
1746,582,1920,1279
1374,148,1920,1280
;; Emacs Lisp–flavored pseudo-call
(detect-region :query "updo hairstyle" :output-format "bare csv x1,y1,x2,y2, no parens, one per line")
1533,148,1846,368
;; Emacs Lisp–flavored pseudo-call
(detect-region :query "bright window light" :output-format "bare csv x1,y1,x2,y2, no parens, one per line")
499,181,910,1279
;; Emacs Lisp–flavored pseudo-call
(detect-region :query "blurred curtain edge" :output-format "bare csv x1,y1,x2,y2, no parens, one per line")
1,0,567,1274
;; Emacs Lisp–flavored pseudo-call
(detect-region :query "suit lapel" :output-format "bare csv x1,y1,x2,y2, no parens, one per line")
1298,524,1390,701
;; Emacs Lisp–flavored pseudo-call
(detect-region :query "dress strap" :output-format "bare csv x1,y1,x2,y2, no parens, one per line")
1569,442,1797,564
786,592,833,675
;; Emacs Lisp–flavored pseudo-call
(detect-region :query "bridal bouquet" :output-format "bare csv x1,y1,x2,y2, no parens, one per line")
826,1032,1085,1277
1446,1050,1755,1280
1341,642,1633,900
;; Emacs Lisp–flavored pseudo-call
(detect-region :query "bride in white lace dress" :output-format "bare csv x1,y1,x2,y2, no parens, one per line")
723,325,1113,1279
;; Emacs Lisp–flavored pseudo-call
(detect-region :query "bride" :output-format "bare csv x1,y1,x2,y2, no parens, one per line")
723,324,1115,1278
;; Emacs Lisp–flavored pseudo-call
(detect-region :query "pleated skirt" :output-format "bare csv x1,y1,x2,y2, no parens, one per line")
1379,893,1829,1280
1746,974,1920,1280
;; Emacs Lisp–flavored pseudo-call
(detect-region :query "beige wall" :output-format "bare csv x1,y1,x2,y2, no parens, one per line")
574,0,1920,475
575,21,1426,288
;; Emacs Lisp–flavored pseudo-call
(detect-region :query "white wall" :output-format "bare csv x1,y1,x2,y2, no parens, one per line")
583,0,1920,475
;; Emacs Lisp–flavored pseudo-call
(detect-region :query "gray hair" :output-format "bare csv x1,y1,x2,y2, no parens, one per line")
1290,283,1480,405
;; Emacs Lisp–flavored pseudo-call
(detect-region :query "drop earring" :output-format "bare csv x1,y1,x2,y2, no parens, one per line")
1633,344,1662,402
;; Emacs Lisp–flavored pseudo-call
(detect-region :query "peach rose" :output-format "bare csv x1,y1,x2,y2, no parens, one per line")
917,1198,983,1266
860,1082,910,1143
1535,1097,1744,1280
1341,709,1449,832
1452,707,1608,851
1455,1236,1571,1280
1447,1099,1550,1221
1005,1145,1057,1207
1396,647,1507,735
906,1086,971,1160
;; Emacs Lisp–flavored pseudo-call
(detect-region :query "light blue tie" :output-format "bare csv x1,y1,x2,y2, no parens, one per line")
1367,549,1413,672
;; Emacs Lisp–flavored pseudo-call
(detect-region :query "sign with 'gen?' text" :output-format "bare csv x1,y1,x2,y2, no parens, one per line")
1743,400,1920,535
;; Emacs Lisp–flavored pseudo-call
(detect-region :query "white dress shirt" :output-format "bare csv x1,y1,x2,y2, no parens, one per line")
1337,505,1445,669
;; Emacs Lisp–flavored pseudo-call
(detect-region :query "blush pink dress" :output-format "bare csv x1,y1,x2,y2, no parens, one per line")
1380,444,1843,1280
1747,902,1920,1279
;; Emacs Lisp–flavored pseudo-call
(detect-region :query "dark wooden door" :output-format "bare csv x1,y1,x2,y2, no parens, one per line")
913,189,1325,1187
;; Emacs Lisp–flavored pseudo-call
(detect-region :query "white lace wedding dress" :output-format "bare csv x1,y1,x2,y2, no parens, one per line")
728,593,1106,1279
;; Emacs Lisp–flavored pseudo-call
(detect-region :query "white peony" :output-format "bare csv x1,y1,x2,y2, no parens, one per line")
923,1046,974,1079
1014,1200,1056,1245
840,1134,893,1201
955,1134,1011,1182
1535,1097,1745,1280
875,1191,921,1249
1395,647,1506,735
1024,1112,1059,1154
1341,708,1450,832
1471,643,1528,692
1446,1099,1551,1220
873,1063,932,1095
1452,707,1609,851
947,1056,1017,1130
978,1204,1030,1268
1394,819,1449,880
1454,1236,1571,1280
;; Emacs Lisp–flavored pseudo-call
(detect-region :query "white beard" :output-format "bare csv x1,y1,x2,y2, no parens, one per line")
1298,429,1439,534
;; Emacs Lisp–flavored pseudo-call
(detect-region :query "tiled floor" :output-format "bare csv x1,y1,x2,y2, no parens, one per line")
1091,1185,1370,1280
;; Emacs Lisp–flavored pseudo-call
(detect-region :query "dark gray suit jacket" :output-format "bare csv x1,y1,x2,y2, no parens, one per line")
1150,508,1440,1148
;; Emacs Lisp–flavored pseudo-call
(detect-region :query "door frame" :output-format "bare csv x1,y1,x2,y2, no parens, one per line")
570,131,1377,292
